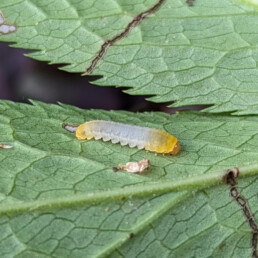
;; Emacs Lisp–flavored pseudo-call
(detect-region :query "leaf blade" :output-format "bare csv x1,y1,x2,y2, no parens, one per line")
0,100,257,257
1,0,258,113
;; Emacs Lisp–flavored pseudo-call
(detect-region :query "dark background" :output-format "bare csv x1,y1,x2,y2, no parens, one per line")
0,42,202,112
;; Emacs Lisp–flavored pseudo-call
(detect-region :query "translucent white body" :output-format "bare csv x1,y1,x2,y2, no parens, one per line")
80,121,149,149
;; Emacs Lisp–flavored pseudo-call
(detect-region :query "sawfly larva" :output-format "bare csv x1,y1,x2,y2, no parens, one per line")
64,120,180,155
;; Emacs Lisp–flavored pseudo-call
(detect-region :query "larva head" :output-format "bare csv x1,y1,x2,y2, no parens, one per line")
75,124,87,140
169,142,181,155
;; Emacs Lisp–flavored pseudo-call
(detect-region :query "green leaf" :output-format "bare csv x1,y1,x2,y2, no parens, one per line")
0,100,257,257
1,0,258,114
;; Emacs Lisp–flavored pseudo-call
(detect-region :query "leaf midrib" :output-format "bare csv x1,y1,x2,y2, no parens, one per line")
1,163,258,216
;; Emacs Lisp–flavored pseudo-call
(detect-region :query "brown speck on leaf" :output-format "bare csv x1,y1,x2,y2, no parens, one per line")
112,167,119,173
218,242,226,250
129,233,134,239
186,0,195,6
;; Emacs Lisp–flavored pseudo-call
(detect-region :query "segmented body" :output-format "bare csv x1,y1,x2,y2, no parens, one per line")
75,120,180,155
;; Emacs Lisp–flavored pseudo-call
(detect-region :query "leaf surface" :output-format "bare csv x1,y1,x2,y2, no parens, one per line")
0,100,257,257
1,0,258,113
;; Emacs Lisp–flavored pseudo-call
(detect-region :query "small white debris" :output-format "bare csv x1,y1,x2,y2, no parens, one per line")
0,24,16,34
115,159,150,173
0,11,17,35
0,144,13,149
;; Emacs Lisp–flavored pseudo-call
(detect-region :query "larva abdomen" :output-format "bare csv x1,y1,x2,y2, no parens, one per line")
76,120,180,155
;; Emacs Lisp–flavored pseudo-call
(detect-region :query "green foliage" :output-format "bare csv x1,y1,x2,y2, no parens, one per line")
0,100,257,257
0,0,258,256
1,0,258,113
